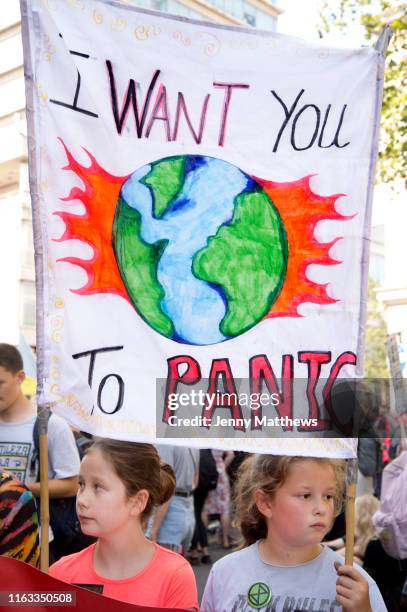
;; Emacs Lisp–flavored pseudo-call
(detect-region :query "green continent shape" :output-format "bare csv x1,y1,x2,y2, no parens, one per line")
192,189,287,337
113,196,174,337
141,156,185,218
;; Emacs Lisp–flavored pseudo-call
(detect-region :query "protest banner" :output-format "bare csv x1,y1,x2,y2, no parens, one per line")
20,0,386,458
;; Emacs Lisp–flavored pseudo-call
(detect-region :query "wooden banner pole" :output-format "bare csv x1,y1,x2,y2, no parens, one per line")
344,458,358,565
38,406,50,573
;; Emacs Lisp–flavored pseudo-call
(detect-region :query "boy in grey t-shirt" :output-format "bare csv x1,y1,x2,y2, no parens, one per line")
0,344,80,504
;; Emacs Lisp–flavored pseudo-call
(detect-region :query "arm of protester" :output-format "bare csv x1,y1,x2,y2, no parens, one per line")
223,451,235,469
149,500,170,541
192,449,200,490
28,475,79,498
48,414,81,485
0,472,39,567
29,415,80,498
324,537,344,550
335,562,371,611
335,562,386,612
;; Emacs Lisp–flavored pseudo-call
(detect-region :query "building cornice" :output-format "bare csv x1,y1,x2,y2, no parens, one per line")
0,66,23,85
0,22,20,42
176,0,244,25
377,286,407,306
170,0,281,28
248,0,282,17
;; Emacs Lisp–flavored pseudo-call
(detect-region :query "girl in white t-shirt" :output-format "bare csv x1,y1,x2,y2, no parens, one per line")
201,454,386,612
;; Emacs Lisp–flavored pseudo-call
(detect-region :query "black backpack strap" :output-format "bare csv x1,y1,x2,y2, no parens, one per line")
31,411,52,481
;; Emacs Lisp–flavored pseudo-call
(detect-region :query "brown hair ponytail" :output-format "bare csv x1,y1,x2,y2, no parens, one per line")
86,439,176,520
159,462,176,505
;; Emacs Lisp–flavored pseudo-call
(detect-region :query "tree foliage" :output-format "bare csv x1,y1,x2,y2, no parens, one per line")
318,1,406,189
364,279,389,377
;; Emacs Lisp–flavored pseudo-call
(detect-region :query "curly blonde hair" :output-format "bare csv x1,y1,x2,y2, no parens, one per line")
354,494,380,557
234,454,346,547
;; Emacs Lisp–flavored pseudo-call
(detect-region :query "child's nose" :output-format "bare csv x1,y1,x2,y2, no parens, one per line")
313,497,327,514
77,487,90,508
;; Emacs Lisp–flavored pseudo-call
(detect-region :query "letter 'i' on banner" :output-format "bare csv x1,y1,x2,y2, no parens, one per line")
20,0,390,459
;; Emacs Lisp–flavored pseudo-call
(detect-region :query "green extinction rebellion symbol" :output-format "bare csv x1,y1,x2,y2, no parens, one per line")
247,582,272,609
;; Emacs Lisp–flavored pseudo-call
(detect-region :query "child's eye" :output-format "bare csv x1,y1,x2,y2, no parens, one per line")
325,494,334,500
299,493,311,499
94,483,103,491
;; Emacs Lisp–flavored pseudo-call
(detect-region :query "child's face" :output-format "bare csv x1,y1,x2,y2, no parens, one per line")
265,460,336,550
0,367,25,414
76,449,139,538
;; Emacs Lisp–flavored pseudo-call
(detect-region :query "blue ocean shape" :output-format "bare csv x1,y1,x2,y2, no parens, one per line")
121,156,249,344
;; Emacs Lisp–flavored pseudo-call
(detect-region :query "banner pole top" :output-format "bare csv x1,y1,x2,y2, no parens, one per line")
375,25,394,55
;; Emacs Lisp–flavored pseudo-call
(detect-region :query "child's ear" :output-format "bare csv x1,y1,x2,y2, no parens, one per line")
130,489,149,516
16,370,26,385
254,489,273,518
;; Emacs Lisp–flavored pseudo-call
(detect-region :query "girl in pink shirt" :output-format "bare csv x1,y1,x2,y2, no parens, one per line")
49,439,198,610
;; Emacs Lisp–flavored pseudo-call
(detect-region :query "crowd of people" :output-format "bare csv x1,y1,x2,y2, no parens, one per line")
1,343,406,610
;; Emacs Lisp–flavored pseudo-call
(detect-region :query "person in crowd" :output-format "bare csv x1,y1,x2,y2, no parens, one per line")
351,494,380,562
226,450,250,498
326,494,380,563
201,454,386,611
49,439,198,610
401,576,407,610
0,343,80,560
190,449,217,565
375,409,400,464
363,453,407,610
0,471,39,566
357,438,381,498
363,529,406,611
323,510,346,547
203,449,234,549
150,444,199,555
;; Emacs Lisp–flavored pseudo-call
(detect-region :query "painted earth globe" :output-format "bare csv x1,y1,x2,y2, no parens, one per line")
113,155,287,345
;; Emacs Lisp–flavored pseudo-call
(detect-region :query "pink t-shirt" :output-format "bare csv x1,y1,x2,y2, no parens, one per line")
49,543,198,610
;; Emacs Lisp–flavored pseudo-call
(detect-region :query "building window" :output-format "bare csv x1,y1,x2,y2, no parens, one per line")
243,12,256,26
20,281,36,328
21,220,35,270
151,0,168,10
369,254,385,286
255,11,276,30
371,224,384,245
165,0,203,18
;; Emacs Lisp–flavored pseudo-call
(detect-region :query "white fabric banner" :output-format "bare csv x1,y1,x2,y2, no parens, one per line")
21,0,384,458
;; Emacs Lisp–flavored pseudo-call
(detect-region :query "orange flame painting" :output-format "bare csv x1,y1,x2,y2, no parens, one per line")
54,141,353,345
